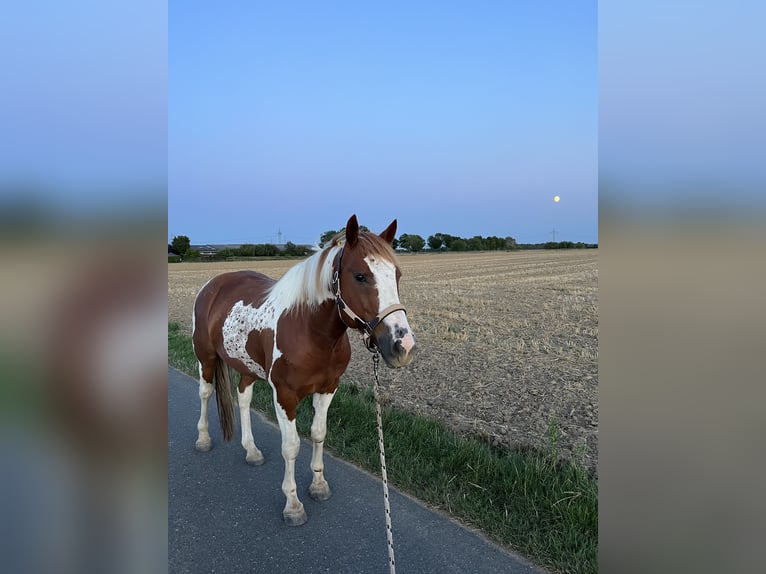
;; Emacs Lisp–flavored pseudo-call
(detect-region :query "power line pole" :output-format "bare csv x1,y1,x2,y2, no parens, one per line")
277,229,283,244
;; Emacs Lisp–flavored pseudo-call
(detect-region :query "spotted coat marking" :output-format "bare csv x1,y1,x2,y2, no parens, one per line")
222,300,281,381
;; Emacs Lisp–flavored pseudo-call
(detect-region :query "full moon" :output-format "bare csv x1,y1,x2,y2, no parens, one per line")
554,195,560,203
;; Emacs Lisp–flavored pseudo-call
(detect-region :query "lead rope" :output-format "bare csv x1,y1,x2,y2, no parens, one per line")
372,351,396,574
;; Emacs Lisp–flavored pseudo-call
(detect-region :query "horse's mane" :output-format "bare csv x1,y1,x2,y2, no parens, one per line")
266,232,398,312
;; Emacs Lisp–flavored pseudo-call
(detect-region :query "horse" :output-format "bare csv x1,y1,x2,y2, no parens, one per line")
191,214,416,525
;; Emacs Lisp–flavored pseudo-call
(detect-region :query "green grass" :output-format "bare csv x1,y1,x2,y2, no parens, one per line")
169,322,597,573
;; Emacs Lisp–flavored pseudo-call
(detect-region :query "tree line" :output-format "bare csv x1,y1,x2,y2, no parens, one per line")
318,227,519,252
169,235,311,261
171,230,597,261
317,226,593,253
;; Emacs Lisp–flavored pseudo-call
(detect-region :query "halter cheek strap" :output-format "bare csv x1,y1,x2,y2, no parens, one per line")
331,247,407,352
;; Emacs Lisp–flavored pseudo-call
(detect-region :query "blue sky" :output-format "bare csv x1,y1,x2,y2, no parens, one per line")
1,1,166,215
169,1,597,245
599,1,766,211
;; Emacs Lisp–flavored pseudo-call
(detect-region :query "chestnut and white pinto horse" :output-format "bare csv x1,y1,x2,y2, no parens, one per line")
192,215,416,525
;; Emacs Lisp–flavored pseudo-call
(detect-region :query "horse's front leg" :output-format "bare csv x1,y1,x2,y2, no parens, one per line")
309,392,335,501
273,398,307,526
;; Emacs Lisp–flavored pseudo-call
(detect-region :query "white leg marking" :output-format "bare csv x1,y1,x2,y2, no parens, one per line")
309,392,335,501
272,398,306,525
195,367,214,452
237,383,264,465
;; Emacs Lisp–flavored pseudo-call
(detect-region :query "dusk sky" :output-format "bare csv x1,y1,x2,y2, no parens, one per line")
169,2,597,246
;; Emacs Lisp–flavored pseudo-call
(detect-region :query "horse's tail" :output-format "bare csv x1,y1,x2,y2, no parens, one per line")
214,357,236,442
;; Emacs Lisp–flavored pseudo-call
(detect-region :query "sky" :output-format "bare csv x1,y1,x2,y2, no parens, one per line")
1,1,166,215
169,1,597,246
599,1,766,212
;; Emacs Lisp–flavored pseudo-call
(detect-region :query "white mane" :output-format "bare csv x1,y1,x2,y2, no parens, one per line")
265,243,343,312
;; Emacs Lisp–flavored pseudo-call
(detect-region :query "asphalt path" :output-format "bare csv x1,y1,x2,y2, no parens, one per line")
168,367,546,574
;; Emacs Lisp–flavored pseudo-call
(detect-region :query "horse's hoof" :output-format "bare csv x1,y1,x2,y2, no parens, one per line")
195,439,212,452
309,482,332,501
246,451,264,465
283,508,308,527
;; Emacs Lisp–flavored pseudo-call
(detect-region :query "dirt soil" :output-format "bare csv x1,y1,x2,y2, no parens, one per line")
169,250,598,470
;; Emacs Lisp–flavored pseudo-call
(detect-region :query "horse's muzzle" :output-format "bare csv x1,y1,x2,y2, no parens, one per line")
375,327,416,368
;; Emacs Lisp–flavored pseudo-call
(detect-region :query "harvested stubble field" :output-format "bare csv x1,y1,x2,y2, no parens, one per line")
168,250,598,469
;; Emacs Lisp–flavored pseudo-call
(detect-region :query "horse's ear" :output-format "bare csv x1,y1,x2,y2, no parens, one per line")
345,214,359,247
379,219,397,244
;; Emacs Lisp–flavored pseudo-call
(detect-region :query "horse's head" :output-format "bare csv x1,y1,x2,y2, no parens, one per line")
333,214,416,368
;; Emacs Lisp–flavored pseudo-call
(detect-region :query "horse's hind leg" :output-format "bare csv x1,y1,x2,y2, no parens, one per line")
237,375,264,465
309,391,335,501
195,359,215,452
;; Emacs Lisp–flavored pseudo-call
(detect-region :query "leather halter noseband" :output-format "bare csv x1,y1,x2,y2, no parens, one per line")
331,246,407,352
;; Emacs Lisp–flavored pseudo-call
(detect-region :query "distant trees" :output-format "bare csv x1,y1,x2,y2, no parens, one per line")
397,233,425,252
319,230,337,248
237,244,270,256
540,241,590,249
172,227,595,263
171,235,190,256
170,235,199,261
451,238,467,251
409,233,519,252
169,234,312,261
427,234,444,251
390,232,599,252
283,241,311,257
318,225,370,247
518,241,596,250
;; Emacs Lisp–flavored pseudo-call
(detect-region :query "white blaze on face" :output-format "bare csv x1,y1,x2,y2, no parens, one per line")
364,256,415,353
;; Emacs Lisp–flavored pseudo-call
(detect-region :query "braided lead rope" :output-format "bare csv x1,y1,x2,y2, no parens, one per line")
372,352,396,574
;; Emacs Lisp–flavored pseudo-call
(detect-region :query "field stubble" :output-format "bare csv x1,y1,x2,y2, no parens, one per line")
168,250,598,469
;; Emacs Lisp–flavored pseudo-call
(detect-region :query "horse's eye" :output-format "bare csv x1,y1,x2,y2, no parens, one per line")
354,273,367,283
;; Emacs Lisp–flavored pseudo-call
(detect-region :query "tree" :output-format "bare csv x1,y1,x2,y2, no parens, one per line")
451,238,467,251
262,244,278,256
319,225,370,247
283,241,309,257
467,236,485,251
408,234,425,252
485,236,503,250
398,233,424,252
440,234,459,250
171,235,190,256
427,234,444,251
319,230,337,248
238,244,256,257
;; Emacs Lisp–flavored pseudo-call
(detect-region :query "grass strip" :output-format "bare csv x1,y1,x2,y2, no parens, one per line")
169,323,597,574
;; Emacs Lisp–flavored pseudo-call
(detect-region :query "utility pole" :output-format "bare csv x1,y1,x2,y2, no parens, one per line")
550,228,557,242
277,229,283,244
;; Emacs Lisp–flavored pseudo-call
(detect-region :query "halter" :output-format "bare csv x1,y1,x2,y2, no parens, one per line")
331,246,407,352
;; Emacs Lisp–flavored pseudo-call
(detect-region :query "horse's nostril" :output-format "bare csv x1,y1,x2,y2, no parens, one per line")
394,339,404,353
